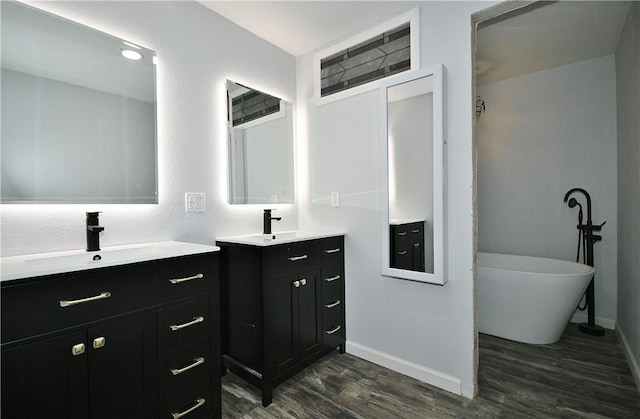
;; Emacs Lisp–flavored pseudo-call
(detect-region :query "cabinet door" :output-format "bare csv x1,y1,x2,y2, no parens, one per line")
1,330,90,419
264,270,322,378
88,312,158,419
264,273,298,376
296,270,322,359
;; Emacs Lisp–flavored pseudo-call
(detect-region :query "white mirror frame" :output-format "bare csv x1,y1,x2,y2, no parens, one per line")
380,64,446,285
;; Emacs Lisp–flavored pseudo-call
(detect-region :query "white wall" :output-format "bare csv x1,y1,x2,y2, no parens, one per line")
298,1,495,398
615,1,640,387
477,56,619,326
0,1,298,257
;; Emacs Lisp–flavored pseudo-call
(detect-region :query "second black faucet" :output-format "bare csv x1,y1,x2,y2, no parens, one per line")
86,211,104,251
263,209,281,235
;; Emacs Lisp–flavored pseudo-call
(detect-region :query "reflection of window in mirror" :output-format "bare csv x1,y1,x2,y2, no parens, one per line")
226,81,294,205
380,65,445,285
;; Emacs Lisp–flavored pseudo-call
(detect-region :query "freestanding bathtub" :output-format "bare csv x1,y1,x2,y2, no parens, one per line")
478,252,595,344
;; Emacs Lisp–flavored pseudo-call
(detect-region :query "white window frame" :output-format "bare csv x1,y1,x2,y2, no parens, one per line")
313,8,420,107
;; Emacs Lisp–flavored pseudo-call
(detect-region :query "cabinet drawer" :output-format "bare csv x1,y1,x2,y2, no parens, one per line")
159,338,210,396
321,264,343,305
322,307,344,349
317,236,344,266
162,384,212,419
1,264,155,343
263,242,315,276
154,254,215,302
158,297,210,352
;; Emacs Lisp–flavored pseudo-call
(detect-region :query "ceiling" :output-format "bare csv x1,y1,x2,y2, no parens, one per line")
200,1,631,85
476,1,631,85
199,1,416,57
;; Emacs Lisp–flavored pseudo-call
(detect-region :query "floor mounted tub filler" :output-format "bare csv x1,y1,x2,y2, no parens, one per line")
478,252,595,344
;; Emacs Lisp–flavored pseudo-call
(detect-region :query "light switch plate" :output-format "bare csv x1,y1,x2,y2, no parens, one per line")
331,190,340,207
185,193,205,212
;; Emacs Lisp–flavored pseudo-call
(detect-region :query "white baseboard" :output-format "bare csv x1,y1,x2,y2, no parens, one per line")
616,326,640,394
345,341,462,396
570,313,616,330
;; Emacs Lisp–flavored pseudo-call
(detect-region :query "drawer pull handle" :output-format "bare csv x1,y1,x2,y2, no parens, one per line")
300,278,307,286
324,248,341,254
59,291,111,308
293,280,300,288
412,229,421,233
397,232,407,236
171,357,205,376
398,251,407,255
288,255,308,262
170,316,204,331
325,275,341,282
172,398,205,419
169,273,204,284
326,325,342,335
325,300,341,309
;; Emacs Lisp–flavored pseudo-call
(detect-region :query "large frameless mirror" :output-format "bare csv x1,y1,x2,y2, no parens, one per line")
226,80,294,204
380,65,446,285
1,1,157,204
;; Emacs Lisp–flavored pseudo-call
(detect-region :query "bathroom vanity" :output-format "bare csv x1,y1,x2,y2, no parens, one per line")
1,241,221,419
216,232,345,407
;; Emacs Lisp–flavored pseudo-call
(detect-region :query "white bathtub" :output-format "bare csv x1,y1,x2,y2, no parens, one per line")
478,252,595,344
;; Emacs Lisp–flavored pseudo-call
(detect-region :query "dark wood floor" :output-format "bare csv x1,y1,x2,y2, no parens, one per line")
221,326,640,418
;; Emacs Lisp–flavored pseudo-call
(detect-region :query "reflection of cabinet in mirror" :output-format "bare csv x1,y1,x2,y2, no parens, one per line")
226,80,295,204
380,64,446,285
390,220,426,272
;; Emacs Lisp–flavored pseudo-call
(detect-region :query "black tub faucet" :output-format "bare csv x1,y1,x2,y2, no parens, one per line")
86,212,104,252
263,209,281,235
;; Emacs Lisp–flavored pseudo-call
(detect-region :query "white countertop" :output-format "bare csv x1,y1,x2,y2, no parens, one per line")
0,241,220,282
389,218,426,225
216,230,345,247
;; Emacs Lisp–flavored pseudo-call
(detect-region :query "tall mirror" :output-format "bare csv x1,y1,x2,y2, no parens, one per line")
1,1,157,204
380,65,446,285
227,80,294,204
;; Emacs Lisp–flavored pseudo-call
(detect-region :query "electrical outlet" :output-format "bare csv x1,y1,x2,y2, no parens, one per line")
185,193,205,213
331,190,340,207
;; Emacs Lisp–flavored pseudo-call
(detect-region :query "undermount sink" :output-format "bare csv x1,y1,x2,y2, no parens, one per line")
1,241,220,282
25,246,154,267
216,230,344,247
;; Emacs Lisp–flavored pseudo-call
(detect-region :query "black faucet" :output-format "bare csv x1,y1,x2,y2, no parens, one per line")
563,188,606,337
263,209,281,235
86,212,104,252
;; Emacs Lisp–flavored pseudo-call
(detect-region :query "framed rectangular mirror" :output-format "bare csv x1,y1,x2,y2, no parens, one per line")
226,80,294,204
380,65,446,285
1,1,157,204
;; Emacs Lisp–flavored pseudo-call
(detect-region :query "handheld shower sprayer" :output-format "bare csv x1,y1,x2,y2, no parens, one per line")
567,197,583,225
563,187,605,337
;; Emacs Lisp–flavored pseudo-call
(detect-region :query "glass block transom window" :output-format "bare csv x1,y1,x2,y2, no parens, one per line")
231,88,280,127
320,22,411,97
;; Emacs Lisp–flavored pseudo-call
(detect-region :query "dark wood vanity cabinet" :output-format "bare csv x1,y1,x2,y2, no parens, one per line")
1,252,221,419
218,235,345,407
390,221,425,272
